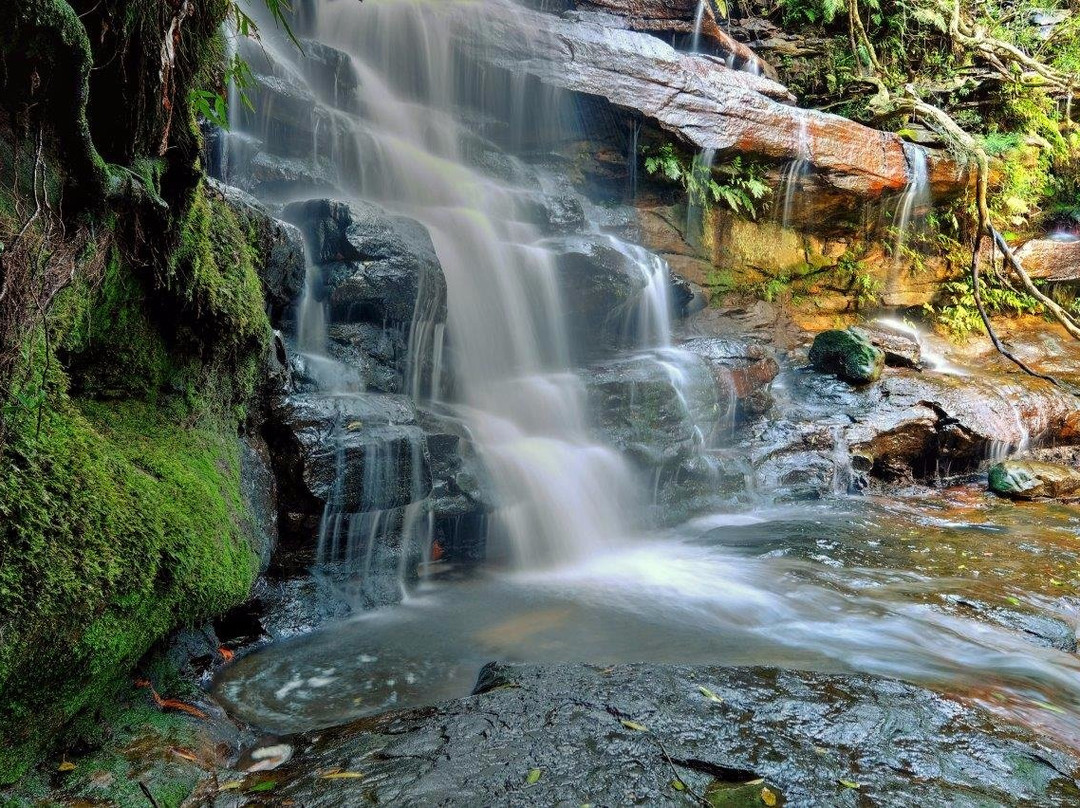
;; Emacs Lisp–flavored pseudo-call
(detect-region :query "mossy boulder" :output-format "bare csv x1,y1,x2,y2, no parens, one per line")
808,329,885,384
988,460,1080,501
0,181,273,783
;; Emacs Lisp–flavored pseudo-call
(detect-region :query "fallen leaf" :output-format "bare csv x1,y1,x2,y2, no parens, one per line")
1035,700,1067,714
219,646,235,662
761,786,778,806
346,421,364,431
671,779,686,791
620,719,647,732
248,780,277,793
697,685,724,704
320,771,365,780
171,748,198,762
526,768,543,784
839,779,860,789
219,781,245,791
58,760,76,772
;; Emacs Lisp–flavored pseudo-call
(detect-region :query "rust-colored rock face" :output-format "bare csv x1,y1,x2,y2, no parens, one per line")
452,2,968,202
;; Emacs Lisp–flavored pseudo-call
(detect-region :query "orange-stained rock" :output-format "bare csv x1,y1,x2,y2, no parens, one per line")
452,3,969,201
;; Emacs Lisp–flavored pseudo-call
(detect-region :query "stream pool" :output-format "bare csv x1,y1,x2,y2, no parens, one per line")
216,487,1080,749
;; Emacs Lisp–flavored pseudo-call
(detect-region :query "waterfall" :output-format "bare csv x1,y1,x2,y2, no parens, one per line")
691,0,708,53
776,112,811,229
894,142,930,262
686,148,716,243
225,0,701,574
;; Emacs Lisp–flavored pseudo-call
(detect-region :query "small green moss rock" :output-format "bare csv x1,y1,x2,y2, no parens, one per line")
808,329,885,385
988,460,1080,500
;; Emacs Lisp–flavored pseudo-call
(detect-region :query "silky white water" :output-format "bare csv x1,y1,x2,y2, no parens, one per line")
894,142,930,261
777,111,811,229
229,0,690,572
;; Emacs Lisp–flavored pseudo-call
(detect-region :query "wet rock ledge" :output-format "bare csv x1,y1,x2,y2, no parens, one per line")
226,663,1080,807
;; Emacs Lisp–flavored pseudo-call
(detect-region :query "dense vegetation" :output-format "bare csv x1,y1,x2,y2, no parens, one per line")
0,0,276,783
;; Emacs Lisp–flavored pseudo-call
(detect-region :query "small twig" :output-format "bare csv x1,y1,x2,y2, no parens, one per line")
969,231,1060,385
650,733,712,807
138,781,161,808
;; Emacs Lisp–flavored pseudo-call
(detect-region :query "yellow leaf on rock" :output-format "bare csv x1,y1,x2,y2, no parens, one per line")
526,768,543,784
620,719,647,732
219,781,245,791
58,761,76,772
320,771,365,780
697,685,724,704
839,779,860,789
761,786,778,806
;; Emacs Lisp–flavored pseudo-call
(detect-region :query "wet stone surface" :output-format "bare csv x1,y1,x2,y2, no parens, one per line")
231,663,1080,807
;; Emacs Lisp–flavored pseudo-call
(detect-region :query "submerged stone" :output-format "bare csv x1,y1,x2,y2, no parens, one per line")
989,459,1080,501
808,328,885,384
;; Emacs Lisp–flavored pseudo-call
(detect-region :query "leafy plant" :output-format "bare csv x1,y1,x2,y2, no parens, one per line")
189,0,296,130
642,143,771,219
190,53,256,131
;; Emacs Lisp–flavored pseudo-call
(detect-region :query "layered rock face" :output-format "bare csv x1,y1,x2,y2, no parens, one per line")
450,0,967,204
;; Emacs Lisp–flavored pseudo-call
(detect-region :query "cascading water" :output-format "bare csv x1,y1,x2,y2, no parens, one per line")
691,0,708,53
894,142,930,261
227,0,687,576
776,112,811,229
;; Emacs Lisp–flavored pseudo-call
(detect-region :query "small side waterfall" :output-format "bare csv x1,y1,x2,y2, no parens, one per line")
776,113,811,229
691,0,708,53
685,148,716,242
893,142,930,261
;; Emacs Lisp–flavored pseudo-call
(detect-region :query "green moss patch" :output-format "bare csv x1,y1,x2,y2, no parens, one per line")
0,397,260,783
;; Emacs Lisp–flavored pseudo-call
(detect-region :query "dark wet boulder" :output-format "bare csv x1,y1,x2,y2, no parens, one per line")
264,392,431,570
210,180,306,323
299,39,362,114
746,359,1080,493
325,322,409,394
989,459,1080,501
282,199,447,327
275,392,429,512
585,350,721,467
808,328,884,384
249,663,1080,807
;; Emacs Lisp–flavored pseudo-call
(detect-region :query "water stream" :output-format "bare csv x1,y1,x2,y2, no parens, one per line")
214,0,1080,756
894,141,930,261
777,112,811,229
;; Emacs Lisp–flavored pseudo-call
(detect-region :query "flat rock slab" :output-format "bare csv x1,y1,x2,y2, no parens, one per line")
241,663,1080,807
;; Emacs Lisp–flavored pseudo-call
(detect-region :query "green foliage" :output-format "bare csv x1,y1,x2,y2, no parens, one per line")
642,142,771,219
931,271,1041,338
190,0,299,129
832,250,883,308
0,184,269,787
191,52,256,131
